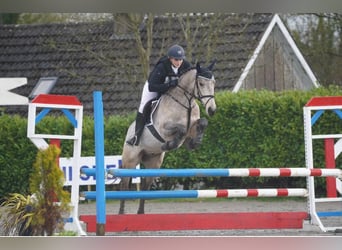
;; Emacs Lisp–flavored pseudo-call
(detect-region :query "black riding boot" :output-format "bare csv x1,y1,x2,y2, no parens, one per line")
126,112,145,146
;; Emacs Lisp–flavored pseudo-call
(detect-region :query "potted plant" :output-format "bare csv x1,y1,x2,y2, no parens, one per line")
0,145,71,236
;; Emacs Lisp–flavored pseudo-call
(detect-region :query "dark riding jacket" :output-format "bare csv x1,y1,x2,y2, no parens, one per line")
148,56,192,94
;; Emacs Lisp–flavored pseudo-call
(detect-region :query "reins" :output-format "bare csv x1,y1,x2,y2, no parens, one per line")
165,71,214,132
164,85,194,132
149,66,215,144
166,73,214,110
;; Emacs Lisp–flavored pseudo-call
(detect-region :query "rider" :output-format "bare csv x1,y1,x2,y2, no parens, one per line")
126,44,192,146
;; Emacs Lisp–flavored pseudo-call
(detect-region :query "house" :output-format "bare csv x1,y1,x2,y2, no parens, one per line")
233,14,318,92
0,13,318,116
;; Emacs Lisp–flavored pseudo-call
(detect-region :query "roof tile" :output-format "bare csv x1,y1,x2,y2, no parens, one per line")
0,14,274,116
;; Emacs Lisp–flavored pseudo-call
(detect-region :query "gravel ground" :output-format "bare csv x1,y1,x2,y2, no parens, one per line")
2,198,341,236
78,198,342,236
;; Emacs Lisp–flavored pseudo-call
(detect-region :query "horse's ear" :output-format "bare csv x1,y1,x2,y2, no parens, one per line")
196,62,201,71
208,59,217,71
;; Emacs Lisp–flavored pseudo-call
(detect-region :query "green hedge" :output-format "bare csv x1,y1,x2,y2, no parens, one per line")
0,115,37,196
1,86,341,197
159,87,342,191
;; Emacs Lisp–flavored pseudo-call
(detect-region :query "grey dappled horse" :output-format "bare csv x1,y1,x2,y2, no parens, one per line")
119,61,216,214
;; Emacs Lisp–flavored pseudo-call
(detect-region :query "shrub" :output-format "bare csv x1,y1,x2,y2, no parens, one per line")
0,145,70,235
1,87,341,197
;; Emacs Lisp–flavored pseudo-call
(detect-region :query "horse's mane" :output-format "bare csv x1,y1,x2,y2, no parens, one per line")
179,64,213,80
178,66,196,77
176,67,196,84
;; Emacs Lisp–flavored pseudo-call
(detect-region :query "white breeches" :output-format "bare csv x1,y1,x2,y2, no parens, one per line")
138,80,158,113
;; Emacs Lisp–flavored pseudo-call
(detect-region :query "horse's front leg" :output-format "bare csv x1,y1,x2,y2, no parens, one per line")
184,118,208,150
161,124,186,151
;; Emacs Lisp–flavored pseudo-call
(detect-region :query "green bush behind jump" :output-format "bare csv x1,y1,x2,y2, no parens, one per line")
1,86,341,197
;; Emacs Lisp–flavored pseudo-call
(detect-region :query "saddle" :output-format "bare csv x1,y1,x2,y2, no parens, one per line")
143,98,165,143
143,98,158,124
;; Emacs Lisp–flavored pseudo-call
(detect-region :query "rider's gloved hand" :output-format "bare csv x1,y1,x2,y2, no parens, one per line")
168,78,178,88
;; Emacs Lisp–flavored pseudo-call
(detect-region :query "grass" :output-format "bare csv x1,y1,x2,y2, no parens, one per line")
54,231,78,236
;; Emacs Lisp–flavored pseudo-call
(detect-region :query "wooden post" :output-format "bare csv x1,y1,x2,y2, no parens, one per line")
324,138,337,198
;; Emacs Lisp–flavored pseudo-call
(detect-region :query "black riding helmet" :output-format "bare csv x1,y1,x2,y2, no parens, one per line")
167,44,185,60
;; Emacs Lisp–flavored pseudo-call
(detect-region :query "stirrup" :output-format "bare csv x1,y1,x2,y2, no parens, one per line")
126,135,137,146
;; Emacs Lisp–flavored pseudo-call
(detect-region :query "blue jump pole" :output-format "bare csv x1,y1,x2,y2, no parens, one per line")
81,168,230,177
85,190,200,200
109,168,230,177
80,168,342,178
93,91,105,236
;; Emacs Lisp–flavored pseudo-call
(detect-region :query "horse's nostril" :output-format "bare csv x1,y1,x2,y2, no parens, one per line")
208,107,216,116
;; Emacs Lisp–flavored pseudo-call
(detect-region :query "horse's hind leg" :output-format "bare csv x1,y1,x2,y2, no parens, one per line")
137,176,154,214
137,152,165,214
184,118,208,150
119,144,141,214
118,177,131,214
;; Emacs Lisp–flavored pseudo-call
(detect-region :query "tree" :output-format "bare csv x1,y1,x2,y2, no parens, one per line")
17,13,112,24
112,13,223,78
113,13,154,79
287,13,342,87
176,13,223,63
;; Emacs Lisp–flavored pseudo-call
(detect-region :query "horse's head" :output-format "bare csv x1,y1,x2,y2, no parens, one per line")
195,61,217,117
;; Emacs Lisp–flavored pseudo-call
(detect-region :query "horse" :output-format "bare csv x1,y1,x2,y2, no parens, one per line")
119,61,216,214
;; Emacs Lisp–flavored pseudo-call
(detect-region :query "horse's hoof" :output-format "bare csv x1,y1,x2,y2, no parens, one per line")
198,118,208,132
161,141,169,150
126,136,140,146
126,137,135,146
186,139,201,150
161,141,176,151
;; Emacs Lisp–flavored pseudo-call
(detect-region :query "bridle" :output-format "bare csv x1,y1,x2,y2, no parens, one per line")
169,72,215,109
195,75,215,107
148,67,215,144
165,70,215,130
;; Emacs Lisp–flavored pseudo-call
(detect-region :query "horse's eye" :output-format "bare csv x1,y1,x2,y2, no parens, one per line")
198,80,206,87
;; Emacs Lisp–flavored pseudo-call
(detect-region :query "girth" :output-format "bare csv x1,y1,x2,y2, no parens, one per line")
145,99,166,143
